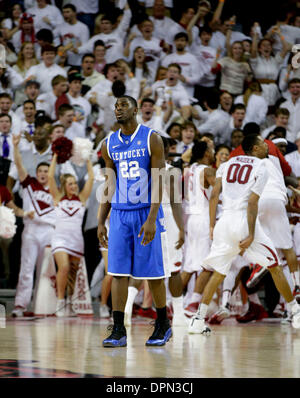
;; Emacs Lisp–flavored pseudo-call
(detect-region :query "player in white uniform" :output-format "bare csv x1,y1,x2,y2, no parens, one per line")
188,135,300,334
247,157,300,300
162,138,186,325
11,134,55,317
48,153,94,317
181,141,216,316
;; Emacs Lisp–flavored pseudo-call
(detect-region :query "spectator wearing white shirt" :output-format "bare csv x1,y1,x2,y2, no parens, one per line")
280,78,300,143
211,40,252,97
151,63,192,119
130,0,175,44
161,32,202,98
136,97,166,134
278,53,300,100
80,53,104,89
194,25,218,106
32,28,55,62
149,0,176,43
262,108,294,142
124,18,164,79
94,79,126,133
66,73,91,128
56,103,86,141
19,100,36,151
36,74,68,120
93,40,107,74
176,120,197,156
129,46,155,89
234,81,268,127
12,42,39,106
209,17,251,57
27,0,64,35
227,103,246,135
285,133,300,177
75,8,131,64
2,3,23,42
250,30,289,107
198,91,233,145
25,44,67,94
67,0,99,35
0,65,24,100
266,9,300,55
11,12,36,54
85,63,119,108
54,3,90,67
115,59,140,101
15,80,40,121
0,93,22,135
165,6,199,51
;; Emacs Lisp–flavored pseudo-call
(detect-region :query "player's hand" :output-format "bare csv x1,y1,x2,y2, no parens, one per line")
138,220,156,246
209,226,214,241
239,235,254,255
288,185,300,196
98,223,108,249
175,229,184,249
25,210,35,219
12,133,21,147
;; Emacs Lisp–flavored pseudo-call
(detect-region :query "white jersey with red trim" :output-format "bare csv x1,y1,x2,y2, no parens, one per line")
162,163,183,272
259,158,287,203
217,156,268,212
55,195,85,230
186,163,212,216
51,195,85,257
21,175,55,226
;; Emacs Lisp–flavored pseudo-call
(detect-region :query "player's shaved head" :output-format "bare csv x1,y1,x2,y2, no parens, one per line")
118,95,138,108
241,134,261,154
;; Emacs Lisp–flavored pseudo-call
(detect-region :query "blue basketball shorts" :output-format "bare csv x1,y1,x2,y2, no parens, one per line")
107,206,170,279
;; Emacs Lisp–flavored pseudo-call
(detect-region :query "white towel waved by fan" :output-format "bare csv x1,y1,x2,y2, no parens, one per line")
71,138,94,166
0,206,17,239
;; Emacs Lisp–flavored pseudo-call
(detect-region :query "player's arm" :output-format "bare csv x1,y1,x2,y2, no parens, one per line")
139,133,165,246
169,167,184,249
48,153,61,203
12,134,28,183
204,166,216,187
240,164,268,253
97,140,116,249
79,159,94,204
6,200,34,219
209,176,222,240
239,192,260,253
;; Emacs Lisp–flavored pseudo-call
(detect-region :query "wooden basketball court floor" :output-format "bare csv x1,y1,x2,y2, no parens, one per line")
0,316,300,378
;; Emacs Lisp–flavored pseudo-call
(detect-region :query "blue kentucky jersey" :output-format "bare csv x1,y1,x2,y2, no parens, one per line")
107,124,155,210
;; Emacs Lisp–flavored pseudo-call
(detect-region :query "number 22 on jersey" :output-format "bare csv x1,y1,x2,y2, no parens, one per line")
120,161,141,179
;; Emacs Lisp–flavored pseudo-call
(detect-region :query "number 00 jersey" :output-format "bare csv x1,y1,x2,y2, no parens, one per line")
106,124,155,210
217,156,268,212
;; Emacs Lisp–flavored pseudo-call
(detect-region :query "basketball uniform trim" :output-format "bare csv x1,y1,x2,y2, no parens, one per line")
106,132,114,160
147,129,154,156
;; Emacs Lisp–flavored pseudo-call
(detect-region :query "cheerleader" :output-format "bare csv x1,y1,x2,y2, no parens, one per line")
48,153,94,317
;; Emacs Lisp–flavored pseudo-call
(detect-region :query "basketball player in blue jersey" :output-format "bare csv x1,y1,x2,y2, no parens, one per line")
98,95,172,347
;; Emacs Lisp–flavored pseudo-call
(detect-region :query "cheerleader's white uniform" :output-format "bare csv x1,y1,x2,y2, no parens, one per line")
52,195,85,257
